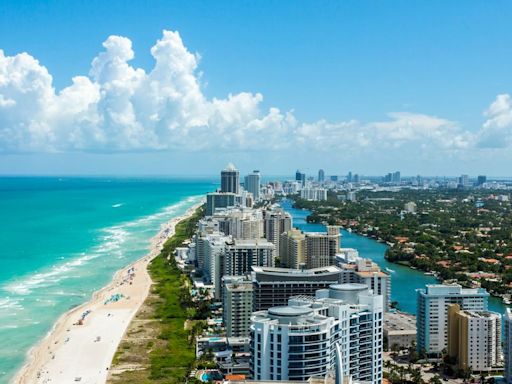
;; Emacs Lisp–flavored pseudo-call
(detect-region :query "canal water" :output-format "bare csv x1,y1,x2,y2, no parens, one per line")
280,200,507,316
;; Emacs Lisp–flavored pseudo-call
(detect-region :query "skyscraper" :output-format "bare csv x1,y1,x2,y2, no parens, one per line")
251,265,343,311
447,304,501,372
263,207,292,258
223,275,253,337
295,169,302,183
223,238,275,277
221,163,240,194
206,192,237,215
477,175,487,186
250,283,383,382
392,171,401,184
458,174,469,188
318,169,325,182
416,284,489,355
244,170,261,201
279,228,306,268
305,226,340,269
295,170,306,187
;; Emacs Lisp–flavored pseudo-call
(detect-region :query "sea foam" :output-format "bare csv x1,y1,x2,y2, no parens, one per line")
2,195,202,297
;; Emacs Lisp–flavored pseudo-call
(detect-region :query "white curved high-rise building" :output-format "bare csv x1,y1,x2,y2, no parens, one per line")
250,283,383,383
251,305,334,381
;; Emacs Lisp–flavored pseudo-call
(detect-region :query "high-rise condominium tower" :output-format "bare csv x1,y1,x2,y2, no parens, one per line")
416,284,489,355
221,163,240,194
250,283,383,383
244,170,261,201
318,169,325,182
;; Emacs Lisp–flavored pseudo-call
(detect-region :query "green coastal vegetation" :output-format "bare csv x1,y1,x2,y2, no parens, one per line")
108,206,212,384
294,189,512,298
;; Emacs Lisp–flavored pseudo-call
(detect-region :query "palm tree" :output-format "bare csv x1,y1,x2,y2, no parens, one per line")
398,365,406,382
410,367,424,384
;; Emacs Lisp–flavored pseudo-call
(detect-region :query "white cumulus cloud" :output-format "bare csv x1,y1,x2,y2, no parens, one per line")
295,112,471,154
0,30,296,153
0,29,510,158
477,94,512,148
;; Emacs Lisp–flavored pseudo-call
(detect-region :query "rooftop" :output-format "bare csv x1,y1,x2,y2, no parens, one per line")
419,284,489,296
384,312,417,333
226,239,275,248
226,282,253,292
253,306,330,327
461,310,501,319
251,265,341,275
268,306,314,317
224,162,237,171
355,271,388,278
330,283,368,292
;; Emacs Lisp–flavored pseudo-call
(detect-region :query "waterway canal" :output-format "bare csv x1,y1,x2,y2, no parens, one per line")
280,200,507,315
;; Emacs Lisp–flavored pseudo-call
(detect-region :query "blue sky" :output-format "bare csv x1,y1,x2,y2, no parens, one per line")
0,1,512,177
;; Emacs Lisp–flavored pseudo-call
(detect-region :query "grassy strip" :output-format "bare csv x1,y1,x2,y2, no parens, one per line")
108,206,204,383
147,207,203,381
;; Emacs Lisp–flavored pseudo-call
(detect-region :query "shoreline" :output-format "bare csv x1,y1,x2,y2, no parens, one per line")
13,199,204,384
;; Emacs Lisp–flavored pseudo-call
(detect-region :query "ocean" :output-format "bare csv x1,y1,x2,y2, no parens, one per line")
0,177,214,383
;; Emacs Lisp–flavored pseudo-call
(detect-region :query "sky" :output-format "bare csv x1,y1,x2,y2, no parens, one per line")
0,0,512,177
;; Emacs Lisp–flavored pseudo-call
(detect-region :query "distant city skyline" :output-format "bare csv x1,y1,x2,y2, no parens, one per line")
1,1,512,175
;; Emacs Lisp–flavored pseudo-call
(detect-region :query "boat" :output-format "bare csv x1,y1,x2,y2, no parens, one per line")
385,267,395,274
503,298,511,305
347,228,352,233
424,272,435,276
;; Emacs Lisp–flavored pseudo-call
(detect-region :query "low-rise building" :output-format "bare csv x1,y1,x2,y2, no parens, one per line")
384,312,416,351
404,202,417,214
336,248,360,264
196,335,251,377
196,335,251,358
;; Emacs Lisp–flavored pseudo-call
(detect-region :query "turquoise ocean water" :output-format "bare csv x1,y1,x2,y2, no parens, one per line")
281,200,507,316
0,177,214,383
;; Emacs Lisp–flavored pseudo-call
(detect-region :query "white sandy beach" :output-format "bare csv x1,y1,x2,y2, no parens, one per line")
13,201,203,384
